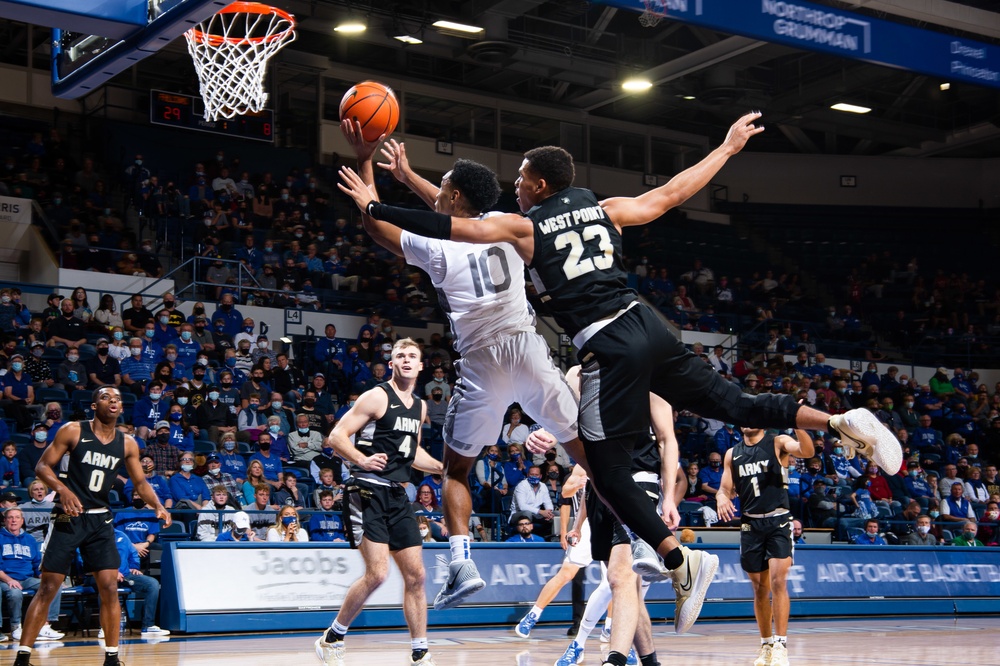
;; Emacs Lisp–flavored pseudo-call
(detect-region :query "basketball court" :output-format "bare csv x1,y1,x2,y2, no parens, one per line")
0,617,994,665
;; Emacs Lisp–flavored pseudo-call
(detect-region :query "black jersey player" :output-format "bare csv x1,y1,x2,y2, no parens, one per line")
315,339,443,666
13,385,170,666
717,427,814,666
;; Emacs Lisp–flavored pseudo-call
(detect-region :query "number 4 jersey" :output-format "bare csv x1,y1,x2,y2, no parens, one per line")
400,213,535,356
60,420,126,510
355,383,423,484
525,187,635,339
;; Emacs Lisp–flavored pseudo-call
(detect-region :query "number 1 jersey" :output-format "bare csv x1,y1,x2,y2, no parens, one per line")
525,187,635,339
400,212,535,356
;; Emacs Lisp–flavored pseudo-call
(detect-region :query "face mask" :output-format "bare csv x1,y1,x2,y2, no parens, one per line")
47,410,60,420
909,470,919,477
224,441,236,451
195,358,208,367
181,463,194,472
269,425,281,434
166,353,177,362
170,412,183,421
710,461,721,469
145,330,155,338
986,511,999,521
209,467,220,475
180,331,192,341
527,477,541,486
511,453,520,460
249,402,260,410
930,510,940,518
349,351,359,359
225,358,237,367
257,341,268,350
382,353,391,361
303,398,315,407
208,391,220,401
487,453,499,461
104,208,111,216
131,347,142,356
964,531,977,540
149,392,161,401
432,394,442,401
298,427,310,435
545,452,556,461
156,433,170,443
834,447,843,455
419,527,430,537
31,349,43,358
159,317,170,326
905,401,914,408
916,525,930,534
547,470,559,479
383,327,393,334
282,515,296,526
176,397,189,406
317,235,325,242
67,354,79,362
271,401,283,410
34,431,47,442
221,382,233,388
244,326,254,333
10,362,21,372
112,331,124,341
322,447,334,457
281,193,289,201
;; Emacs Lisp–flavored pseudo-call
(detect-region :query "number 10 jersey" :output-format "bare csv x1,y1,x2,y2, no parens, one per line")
525,187,635,339
400,212,535,356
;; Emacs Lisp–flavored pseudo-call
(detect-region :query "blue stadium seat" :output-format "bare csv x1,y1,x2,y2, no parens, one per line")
36,387,69,404
193,440,217,454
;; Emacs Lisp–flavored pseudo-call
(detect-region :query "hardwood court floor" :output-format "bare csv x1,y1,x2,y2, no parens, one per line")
1,617,995,665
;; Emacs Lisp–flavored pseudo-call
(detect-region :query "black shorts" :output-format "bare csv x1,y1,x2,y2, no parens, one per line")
579,304,797,442
42,510,120,576
587,480,660,562
739,513,794,573
343,478,422,552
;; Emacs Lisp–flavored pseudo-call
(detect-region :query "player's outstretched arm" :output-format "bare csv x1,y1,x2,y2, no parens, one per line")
326,389,388,472
36,422,82,515
650,393,681,530
338,166,531,245
601,111,763,229
341,119,405,258
716,447,737,522
123,435,171,526
777,428,815,461
378,139,440,210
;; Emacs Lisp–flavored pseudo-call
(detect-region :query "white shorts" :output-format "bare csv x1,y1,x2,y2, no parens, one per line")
443,330,579,457
564,518,592,568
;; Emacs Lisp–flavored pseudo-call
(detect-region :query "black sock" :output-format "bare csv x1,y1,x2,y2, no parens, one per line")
412,648,428,662
325,628,345,643
605,651,628,666
640,653,660,666
664,547,684,570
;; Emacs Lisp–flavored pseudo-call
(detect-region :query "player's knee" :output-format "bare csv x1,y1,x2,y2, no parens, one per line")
404,567,426,589
605,558,637,589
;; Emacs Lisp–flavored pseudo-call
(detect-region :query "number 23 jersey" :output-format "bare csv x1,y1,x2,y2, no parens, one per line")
526,187,635,339
356,383,423,484
400,212,535,356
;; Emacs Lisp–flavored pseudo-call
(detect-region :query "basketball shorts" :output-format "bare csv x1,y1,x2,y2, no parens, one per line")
564,518,593,567
740,513,794,573
444,330,578,456
587,480,660,562
42,510,120,576
343,478,422,552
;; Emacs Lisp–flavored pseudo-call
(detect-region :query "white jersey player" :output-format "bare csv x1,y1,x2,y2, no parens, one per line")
342,120,582,610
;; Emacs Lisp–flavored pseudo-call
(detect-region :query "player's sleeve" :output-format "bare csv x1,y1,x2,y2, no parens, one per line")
400,232,446,283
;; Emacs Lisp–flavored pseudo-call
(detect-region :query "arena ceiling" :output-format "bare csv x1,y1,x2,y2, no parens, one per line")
14,0,1000,158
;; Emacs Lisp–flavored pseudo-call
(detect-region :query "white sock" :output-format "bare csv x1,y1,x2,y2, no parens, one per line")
530,604,544,618
16,647,31,655
106,647,119,654
576,576,613,645
762,636,773,645
774,635,787,645
449,535,471,562
331,620,349,636
411,637,428,651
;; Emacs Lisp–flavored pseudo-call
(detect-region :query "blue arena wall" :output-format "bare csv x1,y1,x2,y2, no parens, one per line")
160,543,1000,633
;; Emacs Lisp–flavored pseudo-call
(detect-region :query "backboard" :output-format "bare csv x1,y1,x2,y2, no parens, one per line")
38,0,229,98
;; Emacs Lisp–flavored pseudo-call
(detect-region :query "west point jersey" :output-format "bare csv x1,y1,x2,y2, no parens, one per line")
731,433,789,515
60,421,126,510
355,383,422,484
526,188,635,338
400,214,534,356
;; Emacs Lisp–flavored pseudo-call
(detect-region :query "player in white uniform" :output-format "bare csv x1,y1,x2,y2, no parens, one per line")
342,120,581,609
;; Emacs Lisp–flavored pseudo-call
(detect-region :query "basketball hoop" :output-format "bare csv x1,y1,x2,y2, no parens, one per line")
184,2,296,121
638,0,668,28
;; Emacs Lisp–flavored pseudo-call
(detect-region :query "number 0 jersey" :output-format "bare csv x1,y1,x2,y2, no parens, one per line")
401,214,535,356
59,420,126,510
526,187,635,340
355,383,423,484
731,432,789,515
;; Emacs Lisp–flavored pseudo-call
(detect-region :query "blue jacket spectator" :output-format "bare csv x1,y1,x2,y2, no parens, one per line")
0,448,20,488
913,421,942,452
133,390,170,432
249,448,283,483
121,352,156,390
314,326,347,368
308,511,346,542
0,509,63,631
211,297,244,338
168,422,194,452
714,425,742,455
699,455,724,495
114,510,161,547
218,447,247,481
852,527,887,545
236,241,264,273
168,465,211,508
123,466,173,508
903,467,934,500
174,337,201,368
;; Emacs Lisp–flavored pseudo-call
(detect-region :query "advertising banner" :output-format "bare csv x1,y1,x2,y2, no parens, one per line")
0,196,31,225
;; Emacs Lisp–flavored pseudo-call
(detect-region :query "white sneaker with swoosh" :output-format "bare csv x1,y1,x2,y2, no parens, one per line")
672,545,719,634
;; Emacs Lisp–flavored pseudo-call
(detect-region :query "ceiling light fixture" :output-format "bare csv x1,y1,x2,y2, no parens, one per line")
682,95,696,100
622,78,653,92
334,19,367,34
939,82,951,91
394,35,423,45
830,102,871,114
432,20,484,34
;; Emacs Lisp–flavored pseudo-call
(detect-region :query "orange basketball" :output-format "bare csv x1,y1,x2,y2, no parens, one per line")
340,81,399,142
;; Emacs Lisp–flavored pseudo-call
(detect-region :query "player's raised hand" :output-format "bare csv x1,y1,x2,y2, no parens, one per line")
337,166,376,211
377,139,411,185
722,111,764,155
524,428,556,455
359,452,388,472
341,119,383,162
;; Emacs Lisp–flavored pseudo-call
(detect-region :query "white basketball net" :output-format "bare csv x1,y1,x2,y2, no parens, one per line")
639,0,668,27
184,3,296,121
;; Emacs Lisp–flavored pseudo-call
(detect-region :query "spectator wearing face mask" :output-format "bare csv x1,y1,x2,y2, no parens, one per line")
133,380,171,441
24,341,53,391
169,452,211,509
288,414,324,463
249,432,283,490
54,346,87,394
216,511,258,542
904,514,938,546
17,424,49,485
851,519,887,545
196,383,238,444
699,452,725,509
309,445,343,485
238,392,268,442
123,452,173,509
950,521,984,547
510,466,554,538
201,453,241,501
